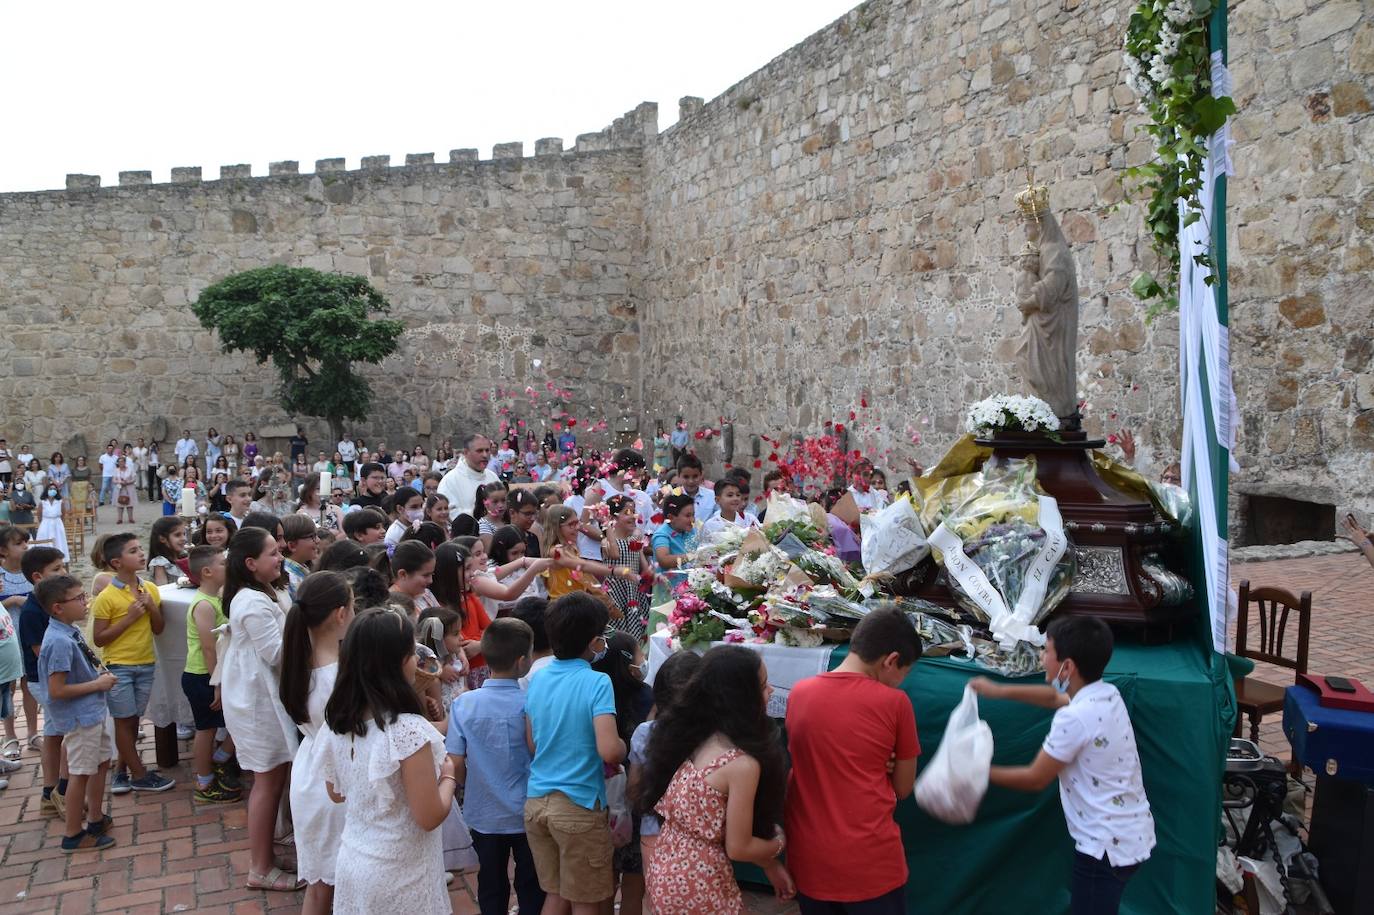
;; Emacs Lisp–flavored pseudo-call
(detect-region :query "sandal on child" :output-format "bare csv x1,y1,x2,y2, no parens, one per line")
1,738,19,760
247,867,305,892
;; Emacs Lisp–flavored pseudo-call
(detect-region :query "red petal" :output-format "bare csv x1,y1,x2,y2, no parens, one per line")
651,513,664,524
752,460,762,469
848,411,856,421
861,398,868,408
567,418,577,427
767,452,779,462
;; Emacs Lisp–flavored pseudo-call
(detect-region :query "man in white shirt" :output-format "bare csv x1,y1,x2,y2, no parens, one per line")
97,444,121,506
436,434,501,516
174,430,198,466
337,434,358,473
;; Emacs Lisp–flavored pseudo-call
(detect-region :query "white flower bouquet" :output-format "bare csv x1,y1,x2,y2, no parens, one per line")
965,394,1061,437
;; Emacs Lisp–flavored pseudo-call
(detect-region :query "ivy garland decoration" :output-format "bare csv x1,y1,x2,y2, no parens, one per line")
1121,0,1235,315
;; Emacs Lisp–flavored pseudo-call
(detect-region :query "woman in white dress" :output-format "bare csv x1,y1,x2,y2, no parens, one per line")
320,609,456,915
279,571,354,915
35,485,69,560
220,527,303,893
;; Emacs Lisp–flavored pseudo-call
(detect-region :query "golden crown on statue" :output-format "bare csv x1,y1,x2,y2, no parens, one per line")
1015,161,1050,218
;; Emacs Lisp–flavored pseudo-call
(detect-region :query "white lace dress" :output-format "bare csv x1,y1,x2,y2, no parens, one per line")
319,713,448,914
289,662,343,886
36,500,68,560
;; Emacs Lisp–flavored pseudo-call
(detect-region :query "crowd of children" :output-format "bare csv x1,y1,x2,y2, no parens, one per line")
0,431,1157,915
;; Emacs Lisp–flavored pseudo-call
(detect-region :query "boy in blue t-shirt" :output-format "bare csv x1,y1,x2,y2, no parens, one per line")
36,575,118,853
447,618,545,915
15,545,69,808
523,592,625,914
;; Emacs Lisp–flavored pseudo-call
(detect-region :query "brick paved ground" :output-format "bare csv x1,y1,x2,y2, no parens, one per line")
2,500,1367,913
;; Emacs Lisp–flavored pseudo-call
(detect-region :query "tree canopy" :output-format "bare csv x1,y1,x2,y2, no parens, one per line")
191,265,405,440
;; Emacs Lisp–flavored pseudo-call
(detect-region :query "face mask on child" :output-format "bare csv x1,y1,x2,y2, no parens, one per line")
1051,662,1071,694
47,489,57,499
405,508,424,523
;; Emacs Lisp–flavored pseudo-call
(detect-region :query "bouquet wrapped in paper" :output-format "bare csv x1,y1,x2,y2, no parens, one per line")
859,494,930,580
794,549,863,597
927,457,1074,649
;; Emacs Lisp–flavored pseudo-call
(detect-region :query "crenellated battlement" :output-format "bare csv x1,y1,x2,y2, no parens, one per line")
49,102,661,194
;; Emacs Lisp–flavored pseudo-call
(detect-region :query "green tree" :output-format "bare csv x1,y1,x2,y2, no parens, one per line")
191,266,405,442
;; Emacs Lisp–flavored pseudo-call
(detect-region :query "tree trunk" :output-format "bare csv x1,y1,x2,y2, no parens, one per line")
327,416,344,447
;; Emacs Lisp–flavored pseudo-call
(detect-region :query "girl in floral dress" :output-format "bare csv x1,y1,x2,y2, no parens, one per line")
636,646,795,914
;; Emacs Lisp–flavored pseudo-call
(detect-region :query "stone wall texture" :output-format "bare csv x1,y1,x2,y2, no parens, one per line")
1,0,1371,530
0,132,649,457
639,0,1374,530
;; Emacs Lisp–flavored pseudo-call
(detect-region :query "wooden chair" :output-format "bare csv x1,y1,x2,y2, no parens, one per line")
1233,580,1312,744
70,481,95,532
65,501,83,555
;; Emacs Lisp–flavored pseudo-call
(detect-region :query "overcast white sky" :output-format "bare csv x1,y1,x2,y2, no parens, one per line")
2,0,859,193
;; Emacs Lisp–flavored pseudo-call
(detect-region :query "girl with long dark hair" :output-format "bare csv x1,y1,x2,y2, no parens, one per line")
321,610,456,914
280,571,354,914
593,630,655,914
637,646,794,912
219,527,302,892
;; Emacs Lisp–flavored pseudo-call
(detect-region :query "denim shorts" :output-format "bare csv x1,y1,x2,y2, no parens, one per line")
105,664,156,720
25,678,60,737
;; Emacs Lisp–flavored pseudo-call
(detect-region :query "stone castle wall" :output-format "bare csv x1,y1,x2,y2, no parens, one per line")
639,0,1374,528
0,112,654,457
1,0,1371,528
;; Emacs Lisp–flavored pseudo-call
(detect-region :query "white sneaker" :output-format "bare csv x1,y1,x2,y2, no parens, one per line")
0,757,21,774
176,725,195,741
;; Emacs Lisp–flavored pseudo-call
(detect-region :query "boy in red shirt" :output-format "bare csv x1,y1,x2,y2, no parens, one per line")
784,607,922,914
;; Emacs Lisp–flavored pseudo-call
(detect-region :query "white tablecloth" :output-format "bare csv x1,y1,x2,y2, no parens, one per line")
646,630,834,717
148,584,196,729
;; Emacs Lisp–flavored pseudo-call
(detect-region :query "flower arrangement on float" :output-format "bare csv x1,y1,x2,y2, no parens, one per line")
965,394,1061,437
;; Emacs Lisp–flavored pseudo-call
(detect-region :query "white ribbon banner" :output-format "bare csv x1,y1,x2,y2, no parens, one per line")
932,495,1065,650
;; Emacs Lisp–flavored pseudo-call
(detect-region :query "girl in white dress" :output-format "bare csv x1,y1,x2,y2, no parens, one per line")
36,485,69,560
220,526,303,893
279,571,355,915
320,609,457,915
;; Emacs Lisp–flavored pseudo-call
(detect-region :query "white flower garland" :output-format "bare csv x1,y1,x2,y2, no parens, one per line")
966,395,1061,437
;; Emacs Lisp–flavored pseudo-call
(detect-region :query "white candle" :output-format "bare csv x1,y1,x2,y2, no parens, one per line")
179,486,196,517
319,472,331,498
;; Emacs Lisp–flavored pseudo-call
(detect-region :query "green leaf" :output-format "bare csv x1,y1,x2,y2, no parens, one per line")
1193,95,1237,135
1131,272,1163,299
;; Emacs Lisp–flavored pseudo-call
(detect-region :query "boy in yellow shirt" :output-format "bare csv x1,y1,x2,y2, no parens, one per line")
90,533,175,794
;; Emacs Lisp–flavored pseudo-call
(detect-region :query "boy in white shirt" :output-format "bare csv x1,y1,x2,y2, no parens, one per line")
971,616,1154,915
698,477,758,542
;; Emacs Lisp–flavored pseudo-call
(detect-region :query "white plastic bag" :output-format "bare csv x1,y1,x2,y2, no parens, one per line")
859,494,929,578
606,769,633,847
914,685,993,824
